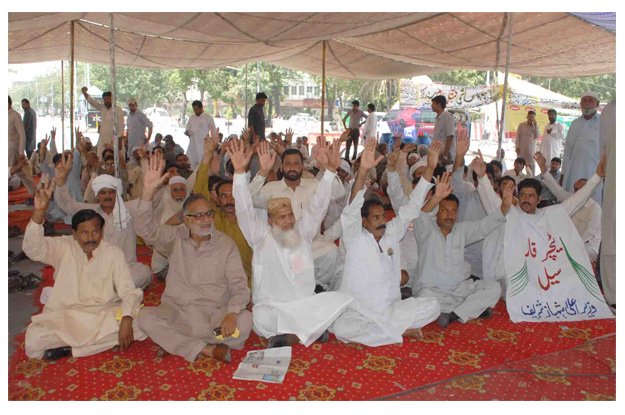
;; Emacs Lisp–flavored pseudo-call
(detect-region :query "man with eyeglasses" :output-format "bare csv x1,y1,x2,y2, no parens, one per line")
52,153,152,289
134,152,251,363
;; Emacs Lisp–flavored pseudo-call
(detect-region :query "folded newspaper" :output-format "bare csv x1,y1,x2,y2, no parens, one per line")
232,346,292,383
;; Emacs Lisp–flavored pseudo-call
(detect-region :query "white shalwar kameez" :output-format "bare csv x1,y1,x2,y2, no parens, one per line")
540,121,565,163
331,180,440,347
185,112,216,169
233,170,353,346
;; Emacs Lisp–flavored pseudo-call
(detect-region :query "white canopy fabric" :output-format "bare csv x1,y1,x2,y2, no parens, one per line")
8,12,615,79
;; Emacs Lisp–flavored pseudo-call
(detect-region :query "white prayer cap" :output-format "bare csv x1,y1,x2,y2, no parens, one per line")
84,136,92,143
168,175,187,187
581,91,599,101
409,159,428,178
92,174,122,194
128,97,137,104
92,174,131,230
407,153,419,162
227,134,238,141
338,159,352,176
130,145,143,154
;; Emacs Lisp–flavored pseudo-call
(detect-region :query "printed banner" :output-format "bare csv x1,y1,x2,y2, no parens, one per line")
400,79,502,108
503,205,613,323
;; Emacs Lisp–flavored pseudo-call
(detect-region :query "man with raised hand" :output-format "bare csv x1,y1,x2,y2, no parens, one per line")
53,153,152,289
230,136,352,348
23,180,144,360
331,137,440,346
134,152,251,363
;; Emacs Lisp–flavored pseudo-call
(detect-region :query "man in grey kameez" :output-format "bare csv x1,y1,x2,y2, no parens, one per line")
135,153,252,363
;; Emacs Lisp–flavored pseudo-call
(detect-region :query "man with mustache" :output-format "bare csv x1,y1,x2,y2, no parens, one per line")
412,154,511,328
230,137,353,348
52,153,152,289
247,129,350,292
134,152,251,363
81,87,125,158
22,180,145,360
331,137,440,346
192,129,253,286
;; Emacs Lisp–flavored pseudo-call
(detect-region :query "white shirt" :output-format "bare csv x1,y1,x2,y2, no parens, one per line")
126,110,153,150
185,112,216,169
362,111,377,139
503,168,529,184
8,107,26,166
540,121,565,162
413,208,505,290
562,113,601,202
86,95,125,152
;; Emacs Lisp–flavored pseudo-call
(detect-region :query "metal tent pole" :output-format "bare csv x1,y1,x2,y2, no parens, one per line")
109,13,120,179
69,21,75,149
498,13,514,155
61,61,65,151
320,41,327,136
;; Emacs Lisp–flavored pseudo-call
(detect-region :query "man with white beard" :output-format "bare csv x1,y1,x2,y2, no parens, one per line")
230,138,353,348
149,175,188,281
331,137,440,347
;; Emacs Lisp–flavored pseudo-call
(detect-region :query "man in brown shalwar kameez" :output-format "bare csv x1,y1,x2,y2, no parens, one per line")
134,152,252,363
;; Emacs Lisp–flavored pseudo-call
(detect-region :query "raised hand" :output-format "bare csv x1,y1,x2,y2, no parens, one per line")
433,171,453,200
312,136,330,170
34,176,56,212
456,134,470,157
240,127,252,144
533,151,547,174
427,140,443,168
54,152,73,186
339,129,351,142
359,137,385,171
500,179,515,213
326,138,341,173
203,127,219,161
226,139,254,174
470,156,487,178
142,152,168,197
401,143,417,153
50,126,57,139
386,138,401,171
285,128,294,145
257,140,276,172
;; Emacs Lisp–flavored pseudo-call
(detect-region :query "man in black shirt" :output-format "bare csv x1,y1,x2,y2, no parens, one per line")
248,92,267,141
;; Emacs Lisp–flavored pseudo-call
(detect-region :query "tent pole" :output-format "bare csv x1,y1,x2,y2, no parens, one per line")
498,13,514,155
70,21,75,150
320,40,326,136
109,13,120,180
244,63,248,130
61,61,65,152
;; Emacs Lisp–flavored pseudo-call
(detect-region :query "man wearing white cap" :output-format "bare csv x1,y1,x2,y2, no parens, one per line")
148,174,189,281
562,92,602,204
126,97,153,152
53,153,152,289
230,138,353,348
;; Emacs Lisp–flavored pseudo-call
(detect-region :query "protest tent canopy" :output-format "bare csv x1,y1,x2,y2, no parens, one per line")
8,12,616,79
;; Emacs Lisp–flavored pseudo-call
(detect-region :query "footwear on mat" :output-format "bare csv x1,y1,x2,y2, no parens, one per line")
43,346,72,360
316,330,329,344
8,226,22,238
12,251,28,262
267,334,299,349
479,308,493,319
437,312,460,329
314,284,326,294
212,344,231,363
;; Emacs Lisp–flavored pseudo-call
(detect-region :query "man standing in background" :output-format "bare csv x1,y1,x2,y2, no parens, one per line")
342,100,367,161
247,92,267,141
21,98,37,159
185,100,215,169
81,87,125,157
515,110,539,175
8,96,26,167
539,109,564,163
126,97,153,152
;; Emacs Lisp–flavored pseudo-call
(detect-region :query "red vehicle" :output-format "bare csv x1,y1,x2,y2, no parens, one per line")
383,106,470,147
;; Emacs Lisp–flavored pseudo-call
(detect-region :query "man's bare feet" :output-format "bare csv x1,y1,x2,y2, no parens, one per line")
403,328,423,339
198,344,231,363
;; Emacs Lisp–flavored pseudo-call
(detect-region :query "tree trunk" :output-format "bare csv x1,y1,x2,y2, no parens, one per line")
272,85,281,117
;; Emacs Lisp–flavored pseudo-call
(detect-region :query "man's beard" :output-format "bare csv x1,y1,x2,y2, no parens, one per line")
271,225,302,249
283,170,302,181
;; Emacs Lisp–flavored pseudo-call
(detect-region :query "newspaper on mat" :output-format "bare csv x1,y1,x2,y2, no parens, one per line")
232,346,292,383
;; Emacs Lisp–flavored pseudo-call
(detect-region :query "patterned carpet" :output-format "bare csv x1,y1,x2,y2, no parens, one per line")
8,260,615,401
7,184,616,401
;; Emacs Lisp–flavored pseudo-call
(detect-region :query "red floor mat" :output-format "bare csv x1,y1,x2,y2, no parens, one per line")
8,176,40,205
8,264,616,401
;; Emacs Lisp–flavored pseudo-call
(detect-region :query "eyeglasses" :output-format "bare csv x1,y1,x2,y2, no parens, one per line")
184,210,215,219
